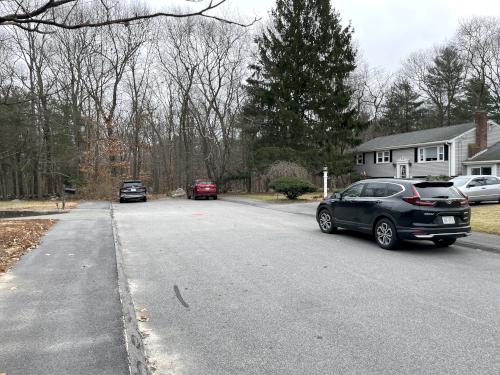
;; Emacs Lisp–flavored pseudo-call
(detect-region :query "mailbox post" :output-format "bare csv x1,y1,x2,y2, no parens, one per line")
323,166,328,198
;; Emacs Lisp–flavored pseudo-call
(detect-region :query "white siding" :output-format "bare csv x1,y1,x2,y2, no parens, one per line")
487,123,500,147
454,129,475,176
354,147,449,178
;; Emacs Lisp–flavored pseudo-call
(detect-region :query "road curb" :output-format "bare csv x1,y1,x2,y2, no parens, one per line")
110,204,150,375
455,240,500,255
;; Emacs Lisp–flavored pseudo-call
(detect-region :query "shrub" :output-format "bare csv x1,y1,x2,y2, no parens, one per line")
269,177,317,200
264,161,309,181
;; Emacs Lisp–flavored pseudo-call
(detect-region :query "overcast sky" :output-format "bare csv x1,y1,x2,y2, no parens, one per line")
147,0,500,72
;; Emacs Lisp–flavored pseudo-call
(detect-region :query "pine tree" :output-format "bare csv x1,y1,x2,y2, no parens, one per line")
381,78,425,134
245,0,363,173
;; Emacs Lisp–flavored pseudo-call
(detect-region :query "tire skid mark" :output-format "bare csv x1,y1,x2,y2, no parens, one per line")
174,284,190,308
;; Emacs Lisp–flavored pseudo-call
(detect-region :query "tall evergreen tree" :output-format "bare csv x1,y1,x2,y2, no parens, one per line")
245,0,364,173
381,78,425,134
425,46,465,126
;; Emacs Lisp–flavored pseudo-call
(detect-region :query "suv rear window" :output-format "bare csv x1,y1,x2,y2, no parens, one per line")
196,180,213,185
122,181,143,187
415,186,461,199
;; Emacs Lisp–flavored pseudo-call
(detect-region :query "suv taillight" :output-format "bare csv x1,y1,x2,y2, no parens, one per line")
403,186,437,207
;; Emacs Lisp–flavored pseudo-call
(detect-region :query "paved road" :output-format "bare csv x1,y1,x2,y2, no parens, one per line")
114,198,500,375
0,202,129,375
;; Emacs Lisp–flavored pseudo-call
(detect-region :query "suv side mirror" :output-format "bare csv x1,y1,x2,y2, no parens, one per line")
333,192,342,200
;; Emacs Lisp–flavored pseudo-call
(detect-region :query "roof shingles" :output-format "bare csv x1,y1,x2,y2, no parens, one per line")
357,122,475,152
467,141,500,161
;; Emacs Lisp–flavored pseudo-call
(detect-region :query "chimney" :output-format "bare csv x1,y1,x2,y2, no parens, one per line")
468,111,488,157
475,111,488,151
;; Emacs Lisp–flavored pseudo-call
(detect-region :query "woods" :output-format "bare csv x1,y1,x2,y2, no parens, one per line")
1,0,500,198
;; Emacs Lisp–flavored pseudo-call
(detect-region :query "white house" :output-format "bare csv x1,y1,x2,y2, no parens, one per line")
354,112,500,178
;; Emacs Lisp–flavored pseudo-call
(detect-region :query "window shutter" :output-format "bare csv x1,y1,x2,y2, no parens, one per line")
362,153,365,164
374,152,377,164
390,150,393,163
444,144,449,161
414,148,418,163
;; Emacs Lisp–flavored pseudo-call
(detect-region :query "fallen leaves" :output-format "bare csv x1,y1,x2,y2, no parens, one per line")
0,219,56,273
137,307,150,322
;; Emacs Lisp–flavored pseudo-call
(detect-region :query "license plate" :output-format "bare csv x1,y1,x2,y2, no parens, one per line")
442,216,455,224
131,188,136,192
205,187,210,190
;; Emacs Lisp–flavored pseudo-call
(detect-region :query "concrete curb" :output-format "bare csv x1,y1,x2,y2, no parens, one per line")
110,203,150,375
455,240,500,255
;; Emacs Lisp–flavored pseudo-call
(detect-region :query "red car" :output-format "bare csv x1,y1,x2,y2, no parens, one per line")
187,179,217,200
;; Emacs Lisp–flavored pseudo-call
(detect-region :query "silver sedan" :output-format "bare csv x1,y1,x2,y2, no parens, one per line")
451,175,500,203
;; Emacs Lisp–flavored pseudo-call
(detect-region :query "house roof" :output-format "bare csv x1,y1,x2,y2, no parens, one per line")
356,122,475,152
466,141,500,162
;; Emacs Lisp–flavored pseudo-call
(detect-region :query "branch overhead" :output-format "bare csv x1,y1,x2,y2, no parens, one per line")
0,0,259,31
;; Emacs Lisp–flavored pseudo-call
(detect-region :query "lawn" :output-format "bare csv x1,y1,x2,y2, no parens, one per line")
0,219,56,273
471,203,500,235
0,200,78,211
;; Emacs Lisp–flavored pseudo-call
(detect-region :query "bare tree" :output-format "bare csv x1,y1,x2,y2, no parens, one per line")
0,0,254,32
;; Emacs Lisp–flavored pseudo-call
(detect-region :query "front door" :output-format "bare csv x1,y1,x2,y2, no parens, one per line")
397,162,409,179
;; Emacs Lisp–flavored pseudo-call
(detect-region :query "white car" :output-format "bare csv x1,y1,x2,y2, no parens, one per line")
450,175,500,203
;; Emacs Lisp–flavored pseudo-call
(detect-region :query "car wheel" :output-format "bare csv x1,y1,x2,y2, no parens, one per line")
213,195,218,200
433,238,456,247
374,218,400,250
119,198,125,203
143,197,147,202
318,209,337,234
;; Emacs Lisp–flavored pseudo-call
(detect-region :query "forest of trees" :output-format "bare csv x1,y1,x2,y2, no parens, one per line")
0,1,499,198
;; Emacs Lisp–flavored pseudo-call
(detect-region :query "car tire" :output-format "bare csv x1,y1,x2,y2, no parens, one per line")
374,218,400,250
143,197,147,202
213,196,218,200
433,238,456,247
119,198,125,203
318,209,337,234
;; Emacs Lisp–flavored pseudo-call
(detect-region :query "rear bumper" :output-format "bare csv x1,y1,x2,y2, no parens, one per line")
397,225,471,240
120,193,145,200
194,191,217,196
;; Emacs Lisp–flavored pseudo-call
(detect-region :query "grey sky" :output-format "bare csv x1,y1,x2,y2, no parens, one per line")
147,0,500,72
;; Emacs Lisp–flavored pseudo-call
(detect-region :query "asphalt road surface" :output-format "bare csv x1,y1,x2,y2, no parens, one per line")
113,198,500,375
0,202,129,375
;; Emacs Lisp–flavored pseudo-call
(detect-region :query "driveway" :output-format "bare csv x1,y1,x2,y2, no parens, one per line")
113,198,500,375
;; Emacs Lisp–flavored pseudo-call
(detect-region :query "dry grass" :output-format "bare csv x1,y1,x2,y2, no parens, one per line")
470,203,500,235
0,200,78,211
0,219,56,273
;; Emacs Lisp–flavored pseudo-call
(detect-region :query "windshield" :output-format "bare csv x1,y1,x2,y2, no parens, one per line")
451,177,470,187
196,180,213,185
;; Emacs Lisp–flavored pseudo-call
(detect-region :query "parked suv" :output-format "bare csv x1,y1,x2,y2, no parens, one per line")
187,179,217,200
450,175,500,203
316,179,471,250
119,180,147,203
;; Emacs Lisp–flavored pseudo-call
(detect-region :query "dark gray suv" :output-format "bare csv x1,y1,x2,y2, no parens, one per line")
316,179,471,250
119,180,147,203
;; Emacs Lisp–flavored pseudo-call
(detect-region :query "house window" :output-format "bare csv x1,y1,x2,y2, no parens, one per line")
471,166,492,175
356,153,364,165
376,151,390,164
418,145,444,162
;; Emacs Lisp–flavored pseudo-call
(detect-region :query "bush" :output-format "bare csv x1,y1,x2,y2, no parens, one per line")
269,177,317,200
264,161,309,181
